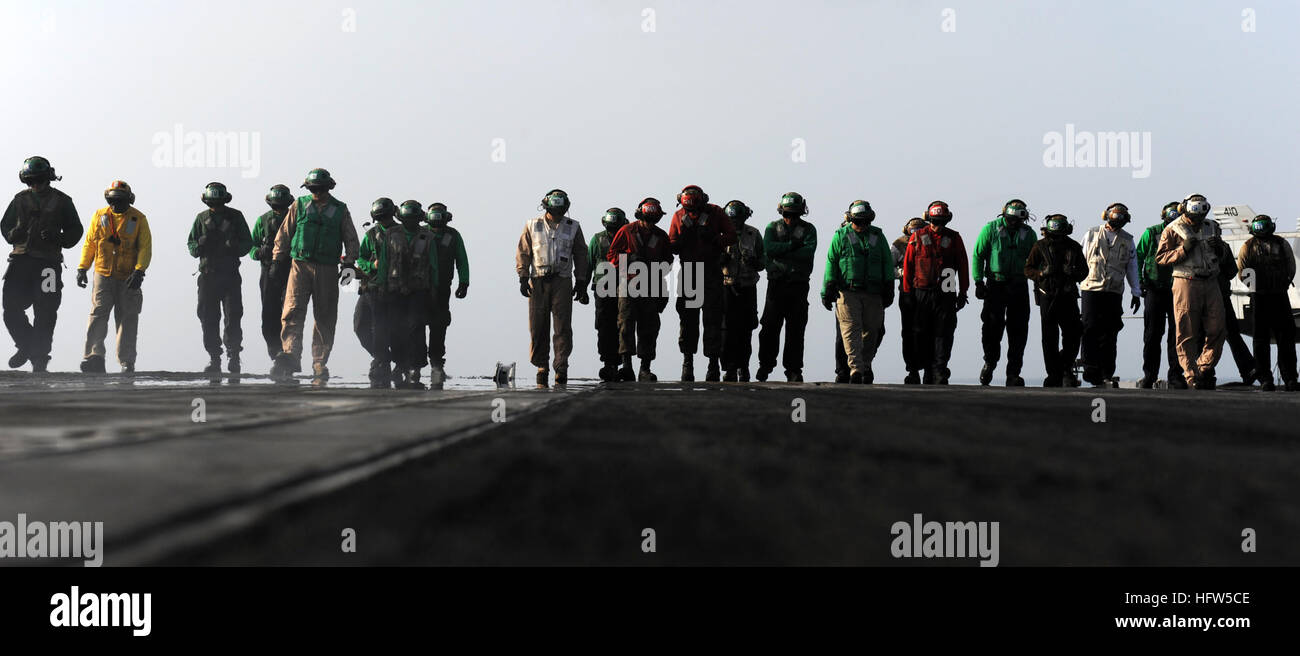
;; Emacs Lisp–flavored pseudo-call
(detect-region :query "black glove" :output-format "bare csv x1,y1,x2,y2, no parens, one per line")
75,269,88,288
127,269,145,290
253,246,268,261
39,228,55,242
882,287,895,309
520,277,531,298
455,283,468,299
821,294,834,312
956,294,968,311
8,226,28,243
1130,295,1141,314
974,280,987,300
574,285,590,305
1139,282,1148,298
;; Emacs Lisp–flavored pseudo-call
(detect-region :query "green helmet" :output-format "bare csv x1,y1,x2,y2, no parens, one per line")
779,192,808,217
845,200,875,225
601,207,627,231
426,202,453,225
723,200,752,222
19,156,58,184
1249,214,1276,237
301,168,336,190
370,197,396,220
1043,214,1072,236
542,189,570,213
1161,202,1180,224
1001,198,1029,222
397,200,424,223
201,181,232,206
266,184,293,209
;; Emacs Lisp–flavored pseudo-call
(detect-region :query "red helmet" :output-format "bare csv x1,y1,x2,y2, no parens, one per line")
677,185,708,210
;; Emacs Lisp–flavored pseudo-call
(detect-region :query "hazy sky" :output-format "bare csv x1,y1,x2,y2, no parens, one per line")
2,0,1296,382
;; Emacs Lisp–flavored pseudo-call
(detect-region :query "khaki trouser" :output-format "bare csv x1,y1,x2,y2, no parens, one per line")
281,260,340,366
528,275,573,372
836,288,884,376
84,274,142,366
1172,276,1225,384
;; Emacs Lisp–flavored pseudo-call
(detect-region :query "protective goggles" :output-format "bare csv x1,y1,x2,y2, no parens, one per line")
1184,199,1210,215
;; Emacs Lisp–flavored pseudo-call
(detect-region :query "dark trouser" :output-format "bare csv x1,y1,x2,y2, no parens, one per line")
2,254,61,365
1250,292,1297,383
1040,292,1083,380
1141,286,1182,381
389,293,429,372
914,288,958,374
354,289,378,357
427,286,452,367
676,263,724,357
758,279,810,374
367,292,393,383
618,295,661,360
721,284,758,371
593,291,620,367
897,289,918,372
1080,290,1123,380
259,264,287,359
1222,290,1256,380
197,268,242,359
980,278,1030,374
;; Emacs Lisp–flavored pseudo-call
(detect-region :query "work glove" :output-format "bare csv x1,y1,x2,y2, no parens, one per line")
1130,295,1141,314
574,285,590,305
253,246,268,261
1139,282,1148,298
1040,264,1056,277
1182,236,1198,252
270,259,290,286
821,293,834,312
882,287,895,309
127,269,145,290
455,282,468,299
519,277,531,298
75,269,88,288
338,262,357,286
974,279,987,300
956,294,968,311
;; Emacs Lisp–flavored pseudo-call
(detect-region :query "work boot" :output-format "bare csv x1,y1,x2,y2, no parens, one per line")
850,372,863,384
228,357,241,375
1138,375,1155,389
1106,376,1121,389
122,363,134,375
312,363,330,387
536,368,548,388
1260,378,1276,392
554,368,567,386
705,357,721,382
204,355,222,374
1043,376,1061,388
756,365,772,382
834,372,850,384
723,369,738,382
8,348,27,369
80,356,106,374
739,367,751,382
1168,376,1188,390
920,369,934,385
1284,380,1300,392
1196,375,1216,391
1240,368,1256,386
979,363,994,386
904,370,921,385
681,358,694,383
638,360,657,382
617,355,635,382
598,365,614,382
862,369,874,385
429,365,446,388
785,370,803,383
270,353,297,384
936,369,951,385
1062,373,1081,388
30,357,48,374
1005,371,1024,387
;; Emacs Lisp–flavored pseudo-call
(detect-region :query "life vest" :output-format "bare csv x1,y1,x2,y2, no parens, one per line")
528,215,578,276
1165,219,1220,279
909,227,958,290
383,225,434,293
290,196,346,265
432,227,461,288
723,225,762,287
1080,226,1135,294
94,208,143,279
1242,236,1293,293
